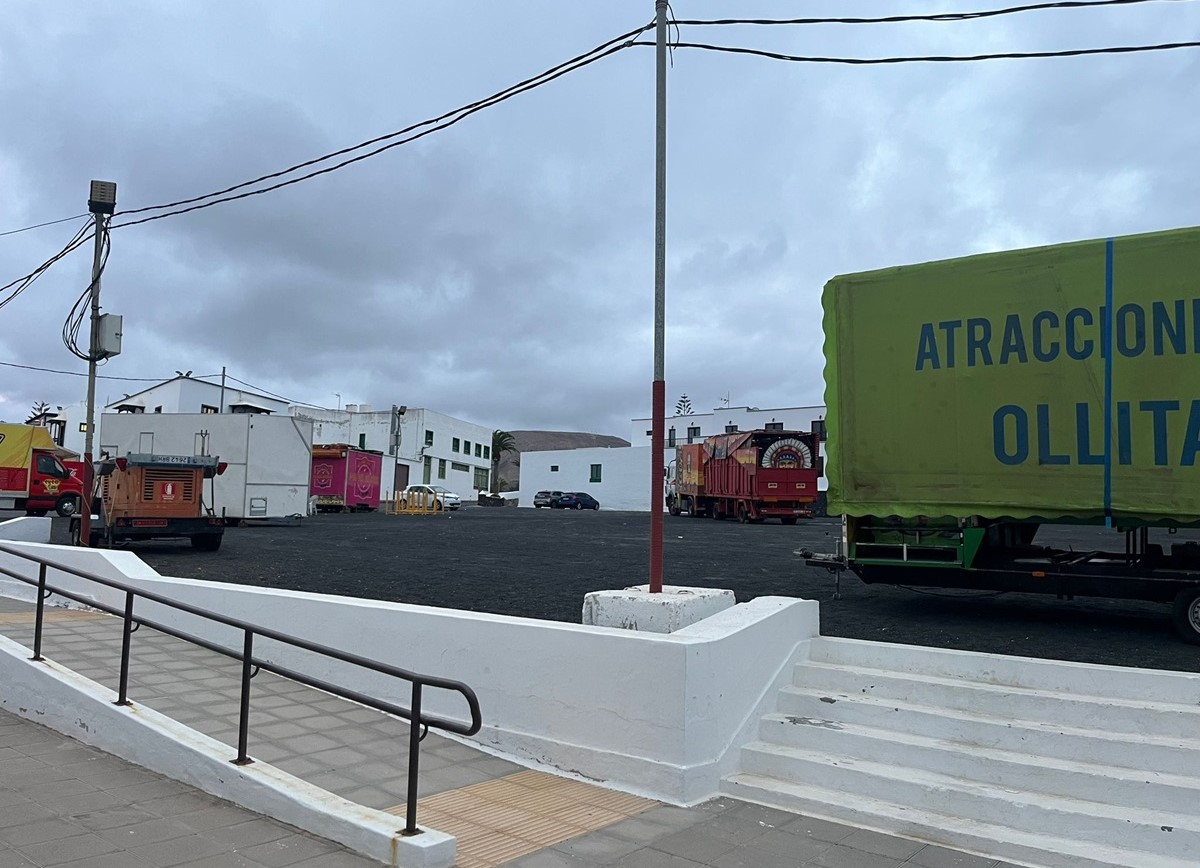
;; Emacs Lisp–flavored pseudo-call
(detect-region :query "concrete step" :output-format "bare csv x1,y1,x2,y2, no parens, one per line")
776,687,1200,778
757,712,1200,815
721,772,1199,868
792,660,1200,738
737,741,1200,860
808,637,1200,705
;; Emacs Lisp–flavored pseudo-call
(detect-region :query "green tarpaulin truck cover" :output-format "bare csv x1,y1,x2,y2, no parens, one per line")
823,226,1200,523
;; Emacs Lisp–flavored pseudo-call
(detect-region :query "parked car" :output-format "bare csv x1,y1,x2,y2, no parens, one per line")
534,490,564,508
401,484,462,511
552,492,600,510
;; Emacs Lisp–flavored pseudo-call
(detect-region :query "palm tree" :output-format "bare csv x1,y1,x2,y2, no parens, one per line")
490,430,517,495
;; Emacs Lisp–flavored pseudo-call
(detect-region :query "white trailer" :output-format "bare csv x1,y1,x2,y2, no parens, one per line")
100,414,313,522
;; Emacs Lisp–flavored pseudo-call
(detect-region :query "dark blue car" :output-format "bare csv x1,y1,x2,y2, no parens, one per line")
552,492,600,510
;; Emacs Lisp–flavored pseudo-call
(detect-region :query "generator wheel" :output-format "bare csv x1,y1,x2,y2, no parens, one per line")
192,534,223,552
1171,587,1200,644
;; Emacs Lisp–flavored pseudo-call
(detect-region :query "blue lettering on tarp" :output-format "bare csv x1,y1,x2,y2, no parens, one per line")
967,318,993,367
999,314,1028,364
915,323,940,371
1066,308,1094,360
991,399,1200,467
916,300,1200,372
1140,400,1181,466
1032,311,1059,362
993,405,1028,465
1076,403,1104,465
1037,404,1069,465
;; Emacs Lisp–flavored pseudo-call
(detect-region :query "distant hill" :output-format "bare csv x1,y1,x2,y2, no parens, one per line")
498,430,631,491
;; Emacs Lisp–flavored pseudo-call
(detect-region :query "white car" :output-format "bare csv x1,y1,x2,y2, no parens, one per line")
401,484,462,511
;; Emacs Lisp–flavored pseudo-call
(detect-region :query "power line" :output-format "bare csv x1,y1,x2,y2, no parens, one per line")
218,373,296,404
671,0,1191,27
0,221,93,312
0,214,90,238
628,39,1200,64
0,360,185,382
113,22,653,226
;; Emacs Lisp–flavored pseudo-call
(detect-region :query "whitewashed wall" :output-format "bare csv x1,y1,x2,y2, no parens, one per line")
629,404,827,445
519,446,656,511
0,542,817,805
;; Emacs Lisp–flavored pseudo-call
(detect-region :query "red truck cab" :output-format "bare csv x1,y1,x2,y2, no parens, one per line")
0,424,85,517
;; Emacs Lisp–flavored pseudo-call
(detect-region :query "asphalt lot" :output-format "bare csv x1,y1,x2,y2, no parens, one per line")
11,506,1199,672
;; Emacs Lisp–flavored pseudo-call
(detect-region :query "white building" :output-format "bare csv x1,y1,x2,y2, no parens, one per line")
521,404,828,511
629,404,826,448
289,404,496,498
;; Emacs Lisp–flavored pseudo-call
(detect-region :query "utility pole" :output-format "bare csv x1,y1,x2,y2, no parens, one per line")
219,366,227,413
81,180,116,547
649,0,668,593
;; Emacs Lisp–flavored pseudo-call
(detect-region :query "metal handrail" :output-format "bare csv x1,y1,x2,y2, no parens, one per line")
0,541,481,837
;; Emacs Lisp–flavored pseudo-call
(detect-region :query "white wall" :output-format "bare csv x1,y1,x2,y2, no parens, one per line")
105,377,288,415
0,542,818,805
520,446,656,511
0,516,51,544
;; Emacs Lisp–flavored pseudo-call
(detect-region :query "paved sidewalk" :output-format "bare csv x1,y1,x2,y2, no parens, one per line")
0,597,1017,868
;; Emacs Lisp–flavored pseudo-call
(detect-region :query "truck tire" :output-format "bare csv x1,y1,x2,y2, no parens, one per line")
55,496,78,518
27,509,48,517
1171,587,1200,644
69,519,81,546
192,534,223,552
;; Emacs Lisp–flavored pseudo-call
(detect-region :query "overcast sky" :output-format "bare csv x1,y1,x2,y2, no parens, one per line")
1,1,1197,436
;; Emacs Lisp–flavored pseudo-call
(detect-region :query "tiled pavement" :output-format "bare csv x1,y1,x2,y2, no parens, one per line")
0,597,1020,868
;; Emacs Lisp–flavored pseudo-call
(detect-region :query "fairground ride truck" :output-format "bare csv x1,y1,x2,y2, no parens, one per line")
668,429,822,524
70,453,227,550
802,225,1200,643
0,423,84,517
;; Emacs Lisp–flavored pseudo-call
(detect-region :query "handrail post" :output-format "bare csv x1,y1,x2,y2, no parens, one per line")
235,629,255,765
116,591,134,706
32,564,47,661
403,682,423,836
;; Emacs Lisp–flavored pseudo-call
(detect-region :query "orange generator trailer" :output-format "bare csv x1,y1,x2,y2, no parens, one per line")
70,453,227,550
669,429,822,524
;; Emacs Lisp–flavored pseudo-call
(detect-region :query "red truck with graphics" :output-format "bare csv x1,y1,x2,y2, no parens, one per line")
0,424,84,517
667,428,822,524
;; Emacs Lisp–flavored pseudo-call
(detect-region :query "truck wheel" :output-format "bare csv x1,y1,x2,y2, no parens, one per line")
711,504,722,520
27,509,48,517
55,496,78,518
192,535,223,552
69,520,81,546
738,505,749,524
1171,587,1200,644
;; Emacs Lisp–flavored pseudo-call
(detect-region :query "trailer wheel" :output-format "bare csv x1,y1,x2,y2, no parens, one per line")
710,504,722,520
192,535,223,552
1171,587,1200,644
738,504,750,524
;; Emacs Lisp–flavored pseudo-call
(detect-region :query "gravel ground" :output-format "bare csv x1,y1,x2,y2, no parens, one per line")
24,507,1200,673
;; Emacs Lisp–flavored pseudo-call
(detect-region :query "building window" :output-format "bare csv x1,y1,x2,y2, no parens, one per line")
725,424,738,433
438,459,446,479
765,421,784,431
687,426,701,443
550,465,559,472
590,464,602,483
359,433,367,449
667,426,676,447
483,445,490,460
453,438,460,453
474,443,482,458
645,429,653,436
154,406,163,414
474,468,489,491
422,455,432,484
425,430,434,447
200,404,218,414
451,461,469,472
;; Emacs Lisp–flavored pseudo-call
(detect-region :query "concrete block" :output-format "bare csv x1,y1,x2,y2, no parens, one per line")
581,585,736,633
